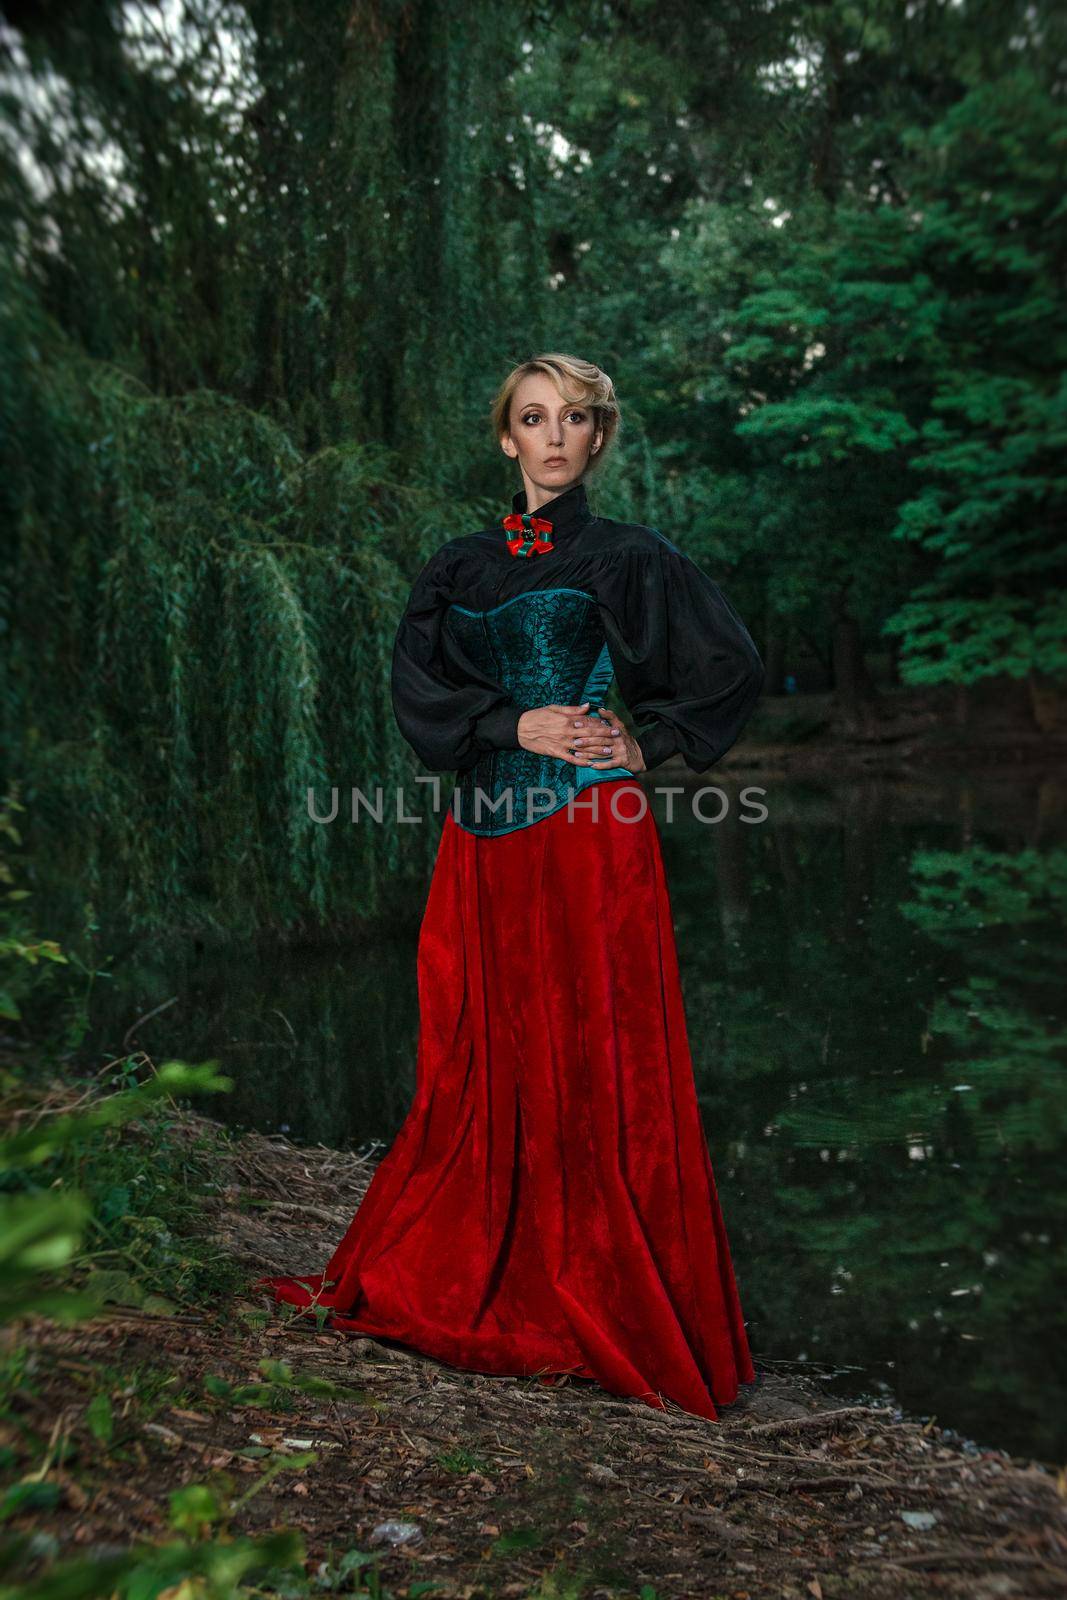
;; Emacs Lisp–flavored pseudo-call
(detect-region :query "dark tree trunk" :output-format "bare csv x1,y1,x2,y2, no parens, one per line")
1027,670,1063,734
886,631,902,688
764,620,786,695
832,612,881,735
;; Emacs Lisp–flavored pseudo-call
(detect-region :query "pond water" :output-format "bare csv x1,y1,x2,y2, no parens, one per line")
84,769,1067,1464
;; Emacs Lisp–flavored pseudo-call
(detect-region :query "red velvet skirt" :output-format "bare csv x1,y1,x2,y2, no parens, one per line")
253,779,756,1420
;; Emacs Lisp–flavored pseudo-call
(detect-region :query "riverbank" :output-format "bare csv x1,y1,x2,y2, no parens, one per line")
717,683,1067,780
10,1107,1066,1600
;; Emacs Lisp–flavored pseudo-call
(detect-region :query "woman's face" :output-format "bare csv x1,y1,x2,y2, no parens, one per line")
501,373,603,504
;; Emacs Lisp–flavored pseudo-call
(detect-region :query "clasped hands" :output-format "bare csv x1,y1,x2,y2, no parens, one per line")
516,701,646,773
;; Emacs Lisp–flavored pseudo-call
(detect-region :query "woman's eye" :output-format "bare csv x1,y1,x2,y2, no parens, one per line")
521,411,586,425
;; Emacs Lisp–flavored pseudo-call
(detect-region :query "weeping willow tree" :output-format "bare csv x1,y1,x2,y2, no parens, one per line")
0,0,576,938
0,257,469,937
236,0,565,468
1,0,557,452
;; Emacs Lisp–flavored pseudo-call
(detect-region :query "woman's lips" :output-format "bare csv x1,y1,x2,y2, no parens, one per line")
544,457,568,466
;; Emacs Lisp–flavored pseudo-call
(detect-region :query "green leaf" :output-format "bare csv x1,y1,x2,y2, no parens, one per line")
86,1392,113,1444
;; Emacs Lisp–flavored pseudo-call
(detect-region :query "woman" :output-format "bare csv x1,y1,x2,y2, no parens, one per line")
255,353,764,1421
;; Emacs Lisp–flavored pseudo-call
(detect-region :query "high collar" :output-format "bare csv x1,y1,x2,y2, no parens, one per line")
509,478,593,535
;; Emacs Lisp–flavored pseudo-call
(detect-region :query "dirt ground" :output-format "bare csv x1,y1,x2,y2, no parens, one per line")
9,1114,1067,1600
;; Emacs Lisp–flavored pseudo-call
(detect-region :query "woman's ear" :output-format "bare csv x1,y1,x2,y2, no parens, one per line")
500,431,518,460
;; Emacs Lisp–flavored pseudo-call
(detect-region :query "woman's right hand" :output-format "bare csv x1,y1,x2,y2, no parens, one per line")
517,702,624,767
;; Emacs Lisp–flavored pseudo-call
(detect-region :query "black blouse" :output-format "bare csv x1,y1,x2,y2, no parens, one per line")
390,480,764,776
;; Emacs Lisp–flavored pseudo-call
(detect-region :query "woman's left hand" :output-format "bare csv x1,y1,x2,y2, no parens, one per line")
568,707,646,772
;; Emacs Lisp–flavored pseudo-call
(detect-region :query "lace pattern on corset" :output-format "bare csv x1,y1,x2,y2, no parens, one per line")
443,589,634,837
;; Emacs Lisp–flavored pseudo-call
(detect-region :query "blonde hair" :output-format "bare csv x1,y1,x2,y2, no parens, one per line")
489,352,621,472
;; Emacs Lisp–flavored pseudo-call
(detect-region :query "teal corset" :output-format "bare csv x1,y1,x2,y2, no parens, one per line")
443,587,634,837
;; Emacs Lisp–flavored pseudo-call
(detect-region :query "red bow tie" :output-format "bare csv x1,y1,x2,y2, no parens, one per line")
502,511,554,557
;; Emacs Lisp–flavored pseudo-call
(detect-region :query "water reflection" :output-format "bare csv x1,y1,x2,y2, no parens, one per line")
85,771,1066,1461
664,771,1066,1465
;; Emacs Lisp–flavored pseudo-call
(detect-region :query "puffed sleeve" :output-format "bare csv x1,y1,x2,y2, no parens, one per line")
390,550,524,773
598,542,764,773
